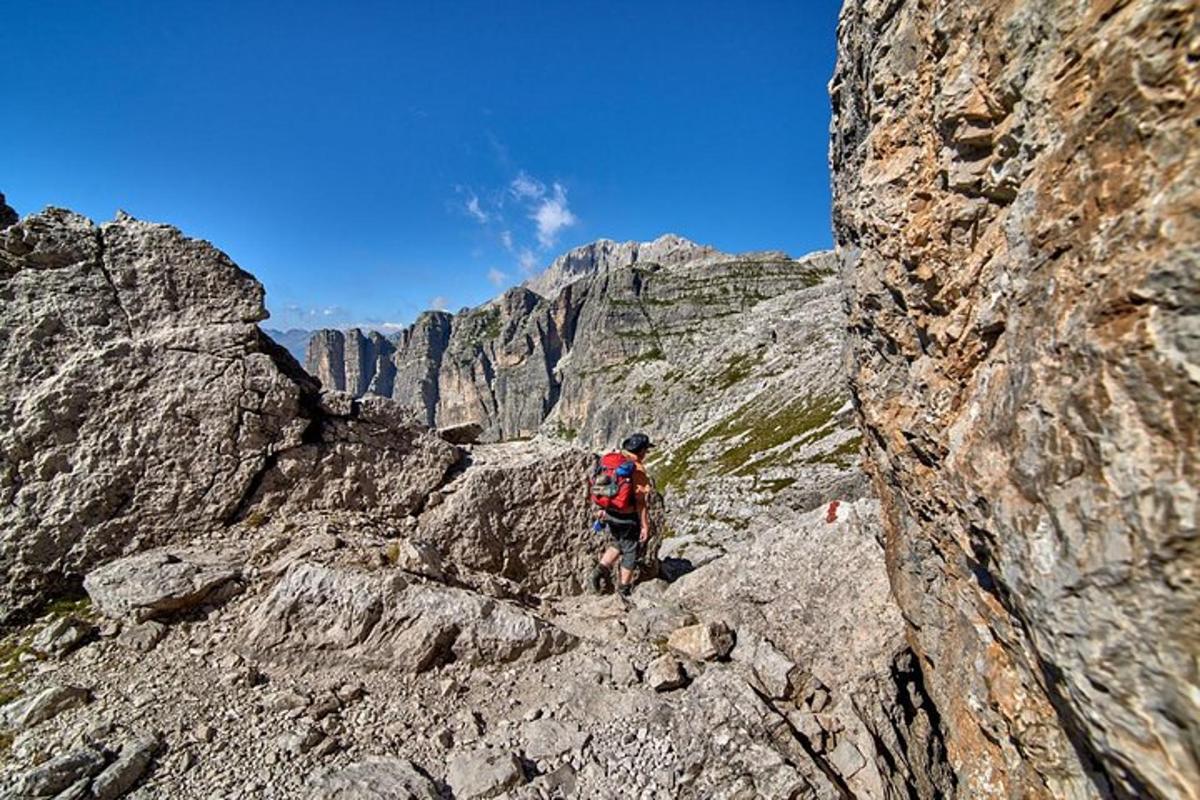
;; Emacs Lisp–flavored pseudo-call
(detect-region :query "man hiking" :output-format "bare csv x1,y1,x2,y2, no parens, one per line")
588,432,654,597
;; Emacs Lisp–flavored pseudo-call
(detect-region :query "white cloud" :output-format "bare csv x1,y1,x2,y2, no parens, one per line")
487,267,508,287
532,183,577,249
429,295,449,311
465,193,489,224
517,248,540,276
510,171,545,200
500,230,514,251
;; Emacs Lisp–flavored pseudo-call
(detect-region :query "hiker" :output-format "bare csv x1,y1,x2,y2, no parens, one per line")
588,432,654,597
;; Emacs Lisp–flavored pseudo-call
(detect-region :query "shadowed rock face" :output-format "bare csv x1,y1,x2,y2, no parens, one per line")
0,194,17,230
0,208,458,619
831,1,1198,798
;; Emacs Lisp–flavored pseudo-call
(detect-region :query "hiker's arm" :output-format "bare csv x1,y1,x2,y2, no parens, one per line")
638,491,650,542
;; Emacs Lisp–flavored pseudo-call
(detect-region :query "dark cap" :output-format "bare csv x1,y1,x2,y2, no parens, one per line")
621,432,654,453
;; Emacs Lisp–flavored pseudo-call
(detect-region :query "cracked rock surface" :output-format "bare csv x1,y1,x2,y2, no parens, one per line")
0,208,457,619
832,1,1199,797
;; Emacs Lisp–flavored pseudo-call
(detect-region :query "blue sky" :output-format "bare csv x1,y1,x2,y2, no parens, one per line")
4,0,844,331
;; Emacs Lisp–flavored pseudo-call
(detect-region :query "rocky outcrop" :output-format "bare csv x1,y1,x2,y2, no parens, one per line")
0,208,458,619
831,2,1198,798
414,440,664,596
239,560,575,671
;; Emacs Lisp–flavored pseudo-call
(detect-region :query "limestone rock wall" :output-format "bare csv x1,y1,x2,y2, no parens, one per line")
0,208,458,619
831,1,1198,798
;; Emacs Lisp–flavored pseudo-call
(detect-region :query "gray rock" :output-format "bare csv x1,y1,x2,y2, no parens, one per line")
624,602,696,642
388,539,445,581
438,421,483,445
90,733,158,800
831,0,1198,796
731,633,798,700
239,561,575,671
13,746,106,797
115,621,167,653
0,207,459,619
446,749,525,799
667,621,734,662
645,655,686,692
415,441,665,595
304,756,439,799
521,718,590,760
83,549,241,622
30,617,88,657
0,684,90,730
828,738,866,781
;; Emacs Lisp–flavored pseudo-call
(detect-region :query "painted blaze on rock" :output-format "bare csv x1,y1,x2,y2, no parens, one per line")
831,1,1198,798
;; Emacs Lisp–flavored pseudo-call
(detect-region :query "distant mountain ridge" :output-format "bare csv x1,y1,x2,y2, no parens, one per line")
262,328,311,362
523,233,723,297
298,235,860,546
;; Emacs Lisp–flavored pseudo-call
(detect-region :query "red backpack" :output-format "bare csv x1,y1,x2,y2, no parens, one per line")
589,452,638,515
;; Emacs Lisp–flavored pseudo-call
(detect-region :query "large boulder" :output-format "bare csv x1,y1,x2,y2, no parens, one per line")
831,1,1198,797
239,561,575,670
0,208,458,618
304,757,440,800
415,441,664,595
82,548,241,621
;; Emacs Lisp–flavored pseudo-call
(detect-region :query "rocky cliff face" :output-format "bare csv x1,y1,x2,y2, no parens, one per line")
0,208,458,619
831,1,1198,798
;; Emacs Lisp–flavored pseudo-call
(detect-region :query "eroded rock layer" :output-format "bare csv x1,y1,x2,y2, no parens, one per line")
831,1,1198,798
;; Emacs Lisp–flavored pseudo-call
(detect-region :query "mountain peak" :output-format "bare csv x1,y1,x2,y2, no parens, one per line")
524,234,721,297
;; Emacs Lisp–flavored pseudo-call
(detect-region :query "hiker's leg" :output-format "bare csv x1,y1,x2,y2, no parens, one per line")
617,539,638,594
599,547,620,568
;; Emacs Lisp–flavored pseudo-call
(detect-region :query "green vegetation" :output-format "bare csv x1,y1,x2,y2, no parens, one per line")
714,350,766,390
805,435,863,468
244,510,269,528
634,382,654,399
718,394,843,476
0,633,33,711
757,477,797,494
629,346,664,365
549,421,579,441
40,596,92,619
651,392,844,494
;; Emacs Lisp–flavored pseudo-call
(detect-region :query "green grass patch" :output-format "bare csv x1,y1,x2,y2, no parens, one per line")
714,350,766,390
805,435,863,467
651,392,844,494
40,596,92,619
549,421,579,440
720,394,842,476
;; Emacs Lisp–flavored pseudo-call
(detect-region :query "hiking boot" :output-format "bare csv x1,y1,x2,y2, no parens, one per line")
589,566,606,595
618,582,632,598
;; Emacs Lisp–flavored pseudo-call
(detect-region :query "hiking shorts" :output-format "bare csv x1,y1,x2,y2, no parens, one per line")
606,522,641,569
